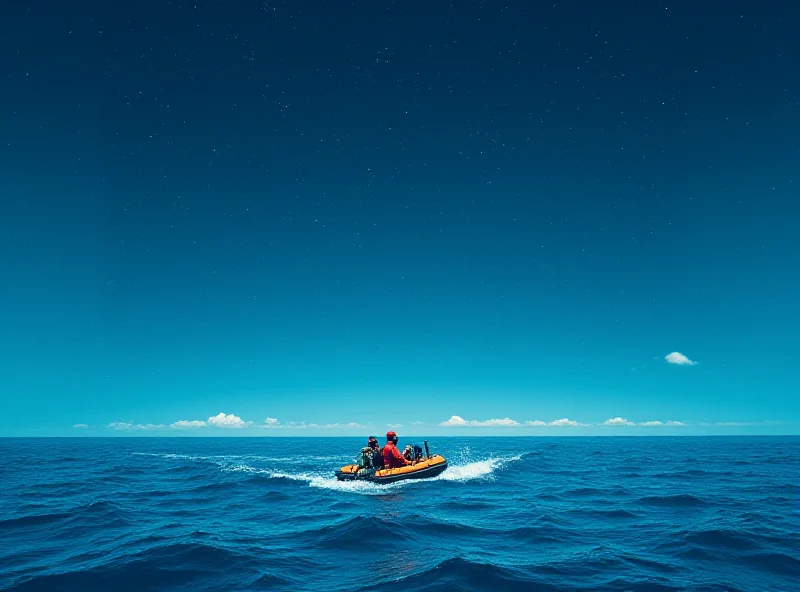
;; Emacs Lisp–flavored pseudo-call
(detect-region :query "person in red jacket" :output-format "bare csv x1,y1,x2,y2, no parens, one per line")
382,431,410,469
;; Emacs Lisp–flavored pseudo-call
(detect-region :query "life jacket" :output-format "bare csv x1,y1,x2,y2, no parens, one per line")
382,442,407,469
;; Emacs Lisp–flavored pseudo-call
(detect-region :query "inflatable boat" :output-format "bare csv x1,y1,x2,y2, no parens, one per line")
335,440,448,484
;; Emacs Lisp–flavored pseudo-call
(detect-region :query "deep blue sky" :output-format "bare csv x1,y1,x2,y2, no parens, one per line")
2,1,798,436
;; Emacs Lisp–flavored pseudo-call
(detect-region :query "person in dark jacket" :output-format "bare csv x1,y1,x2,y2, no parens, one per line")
367,436,384,469
382,431,410,469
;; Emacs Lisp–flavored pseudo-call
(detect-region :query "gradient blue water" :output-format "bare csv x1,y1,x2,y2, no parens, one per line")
1,437,798,591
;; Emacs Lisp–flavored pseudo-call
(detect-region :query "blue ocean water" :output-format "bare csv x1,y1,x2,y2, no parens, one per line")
1,437,798,591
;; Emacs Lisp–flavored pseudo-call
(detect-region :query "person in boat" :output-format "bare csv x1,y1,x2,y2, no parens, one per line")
382,431,411,469
367,436,384,469
403,444,423,462
357,436,384,471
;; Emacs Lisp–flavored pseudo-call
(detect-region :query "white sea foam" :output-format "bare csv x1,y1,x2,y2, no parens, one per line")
307,476,403,495
133,452,341,464
435,456,515,482
133,449,522,495
304,453,523,495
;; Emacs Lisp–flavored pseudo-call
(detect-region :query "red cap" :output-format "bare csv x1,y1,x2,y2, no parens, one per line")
386,431,397,440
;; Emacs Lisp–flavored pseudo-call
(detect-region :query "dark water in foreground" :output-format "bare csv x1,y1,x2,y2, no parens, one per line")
1,437,799,591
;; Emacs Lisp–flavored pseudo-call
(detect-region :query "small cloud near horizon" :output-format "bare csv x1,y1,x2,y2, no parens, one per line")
527,418,585,427
262,420,367,430
170,420,207,429
107,422,166,431
73,424,89,429
602,418,687,427
548,418,580,427
665,352,697,366
439,415,519,427
207,412,252,428
603,417,635,426
441,416,585,428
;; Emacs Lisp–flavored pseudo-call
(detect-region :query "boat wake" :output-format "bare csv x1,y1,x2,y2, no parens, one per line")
283,454,521,495
133,450,522,496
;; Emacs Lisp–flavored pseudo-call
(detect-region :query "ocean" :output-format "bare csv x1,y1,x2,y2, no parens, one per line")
1,436,798,591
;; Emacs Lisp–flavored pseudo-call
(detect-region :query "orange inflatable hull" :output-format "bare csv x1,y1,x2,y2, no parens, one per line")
335,454,448,484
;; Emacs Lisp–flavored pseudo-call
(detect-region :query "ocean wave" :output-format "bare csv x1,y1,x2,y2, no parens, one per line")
0,511,70,530
354,555,688,592
564,486,628,498
567,508,638,519
7,542,258,592
740,552,800,577
273,513,569,551
185,481,238,494
262,491,291,502
536,493,564,501
356,557,542,592
244,571,294,589
685,529,762,551
444,500,496,511
637,494,710,507
303,516,401,548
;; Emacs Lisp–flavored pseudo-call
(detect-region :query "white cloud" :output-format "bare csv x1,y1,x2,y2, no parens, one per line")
696,421,792,427
264,417,279,425
600,418,687,427
481,418,519,427
713,421,750,427
439,415,520,427
207,412,252,428
604,417,635,426
410,421,424,425
548,418,579,427
73,424,88,429
665,352,697,366
439,415,467,427
170,420,207,429
325,422,367,429
107,422,132,430
440,417,586,428
265,421,367,430
107,422,166,431
387,423,402,428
